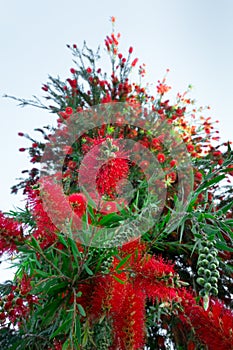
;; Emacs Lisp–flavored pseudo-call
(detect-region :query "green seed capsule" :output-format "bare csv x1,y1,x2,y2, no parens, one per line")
210,287,218,296
210,250,217,257
206,254,214,261
204,282,212,291
204,269,211,278
199,289,206,297
201,247,210,254
196,277,205,286
209,276,218,284
198,254,207,261
201,240,208,247
198,259,209,267
198,267,205,275
211,270,220,278
207,241,214,248
209,263,217,270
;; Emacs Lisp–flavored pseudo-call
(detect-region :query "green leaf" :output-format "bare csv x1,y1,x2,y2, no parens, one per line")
58,233,69,248
47,281,68,294
33,269,51,278
62,338,71,350
67,237,81,265
29,235,42,251
197,174,225,193
83,264,93,276
217,201,233,215
98,213,123,226
77,303,86,317
50,315,72,339
216,241,233,252
112,275,125,284
115,254,131,271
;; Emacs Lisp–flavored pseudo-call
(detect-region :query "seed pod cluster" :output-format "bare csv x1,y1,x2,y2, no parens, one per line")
196,239,219,298
101,255,114,274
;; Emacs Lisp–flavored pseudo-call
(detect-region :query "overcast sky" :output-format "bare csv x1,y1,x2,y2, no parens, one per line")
0,0,232,280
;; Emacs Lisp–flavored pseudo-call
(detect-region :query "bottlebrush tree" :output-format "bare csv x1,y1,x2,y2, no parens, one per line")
1,17,233,350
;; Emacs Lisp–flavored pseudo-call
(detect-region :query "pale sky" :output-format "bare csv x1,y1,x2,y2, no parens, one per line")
0,0,232,280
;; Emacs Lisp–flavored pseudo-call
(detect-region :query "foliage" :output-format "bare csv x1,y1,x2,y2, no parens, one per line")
1,17,233,350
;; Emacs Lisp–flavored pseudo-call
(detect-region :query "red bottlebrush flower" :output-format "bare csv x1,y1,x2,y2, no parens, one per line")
151,138,161,150
96,158,129,198
70,68,76,74
100,201,118,214
86,67,92,74
157,153,166,163
67,160,77,170
167,172,177,183
120,239,146,257
67,78,77,88
227,165,233,176
182,298,233,350
131,58,138,67
111,284,146,350
213,151,222,157
20,274,32,295
27,180,70,248
111,16,116,23
69,193,87,217
170,159,177,167
65,106,73,115
157,82,171,94
218,158,223,165
42,84,49,91
195,171,203,181
73,44,77,49
15,298,24,307
187,144,195,152
140,160,150,169
7,293,14,302
118,53,123,59
0,212,23,256
129,46,133,54
19,148,26,152
4,301,12,311
18,132,24,136
0,312,5,321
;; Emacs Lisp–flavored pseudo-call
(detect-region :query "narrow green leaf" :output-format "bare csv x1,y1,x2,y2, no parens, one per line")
83,264,93,276
115,254,131,271
33,269,51,278
197,174,225,193
50,316,72,339
77,303,86,317
113,275,125,284
48,281,68,294
216,241,233,252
